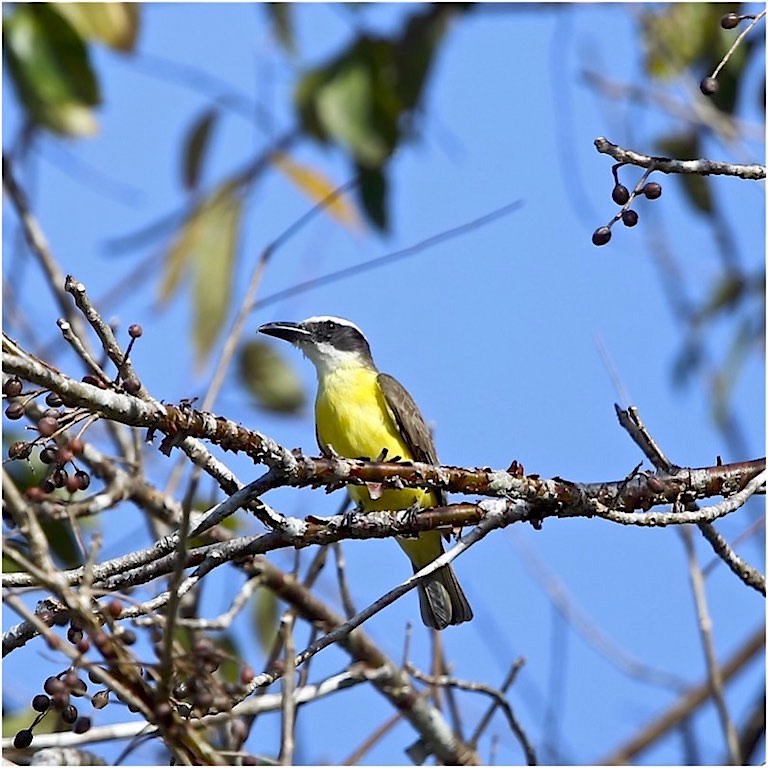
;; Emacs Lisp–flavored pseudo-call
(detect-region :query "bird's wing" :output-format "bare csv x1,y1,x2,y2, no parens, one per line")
377,373,447,507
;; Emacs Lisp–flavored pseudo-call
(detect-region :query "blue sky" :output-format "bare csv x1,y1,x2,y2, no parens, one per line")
3,4,765,765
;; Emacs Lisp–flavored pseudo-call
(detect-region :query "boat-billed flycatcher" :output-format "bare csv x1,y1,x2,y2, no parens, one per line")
258,316,472,629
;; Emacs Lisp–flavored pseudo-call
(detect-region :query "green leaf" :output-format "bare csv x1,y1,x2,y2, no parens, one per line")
358,164,388,231
192,186,243,364
238,340,306,414
181,108,219,191
264,3,295,55
3,4,100,136
252,588,278,655
41,518,82,569
52,2,140,52
695,273,745,322
159,181,243,363
641,4,732,80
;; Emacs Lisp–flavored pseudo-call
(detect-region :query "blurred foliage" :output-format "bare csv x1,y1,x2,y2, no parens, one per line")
295,4,461,228
181,107,220,192
238,340,306,415
2,3,137,137
3,4,100,136
252,586,279,654
159,180,244,365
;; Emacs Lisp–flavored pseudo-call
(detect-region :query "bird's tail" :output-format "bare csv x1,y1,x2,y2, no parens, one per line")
415,562,473,630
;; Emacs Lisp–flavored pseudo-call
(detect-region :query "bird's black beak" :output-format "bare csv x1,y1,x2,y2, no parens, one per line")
257,321,311,345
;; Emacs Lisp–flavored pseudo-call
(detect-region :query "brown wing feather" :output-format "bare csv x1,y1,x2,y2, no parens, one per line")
377,373,447,506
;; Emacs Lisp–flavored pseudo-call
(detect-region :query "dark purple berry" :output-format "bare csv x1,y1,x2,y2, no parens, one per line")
37,416,59,437
44,676,64,695
122,376,141,395
52,467,69,488
45,392,63,408
643,182,662,200
700,77,719,96
73,716,91,734
4,377,23,398
128,324,143,339
82,375,107,389
68,437,85,455
74,470,91,490
592,226,612,246
13,729,33,749
622,209,639,227
41,478,57,494
5,402,25,420
720,12,740,29
611,184,630,205
32,694,50,712
40,446,58,464
67,626,84,645
61,704,78,723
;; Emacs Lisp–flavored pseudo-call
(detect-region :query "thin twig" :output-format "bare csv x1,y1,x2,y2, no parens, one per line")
278,614,297,765
406,664,536,766
696,521,765,595
680,527,742,764
710,10,766,80
469,656,526,746
332,542,357,619
598,625,763,764
252,199,523,311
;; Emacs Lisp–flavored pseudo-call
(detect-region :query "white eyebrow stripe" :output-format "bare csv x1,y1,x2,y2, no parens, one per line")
301,316,366,337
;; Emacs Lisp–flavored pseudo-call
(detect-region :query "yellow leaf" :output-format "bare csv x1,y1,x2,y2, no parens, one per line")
53,2,140,52
272,152,361,231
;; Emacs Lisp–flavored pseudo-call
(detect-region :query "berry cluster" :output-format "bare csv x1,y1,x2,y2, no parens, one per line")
168,636,255,719
12,601,138,750
592,164,663,246
700,12,763,96
12,624,106,748
3,324,145,503
4,376,92,500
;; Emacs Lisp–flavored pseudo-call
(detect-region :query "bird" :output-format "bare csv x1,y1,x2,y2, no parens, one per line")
258,316,472,629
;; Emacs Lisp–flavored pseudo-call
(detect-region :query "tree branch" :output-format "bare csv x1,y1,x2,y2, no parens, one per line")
594,137,766,180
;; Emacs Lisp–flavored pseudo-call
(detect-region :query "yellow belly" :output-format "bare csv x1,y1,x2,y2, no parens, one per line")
315,366,437,512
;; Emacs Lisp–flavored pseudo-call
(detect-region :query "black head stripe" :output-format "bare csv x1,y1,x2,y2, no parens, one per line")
304,319,373,359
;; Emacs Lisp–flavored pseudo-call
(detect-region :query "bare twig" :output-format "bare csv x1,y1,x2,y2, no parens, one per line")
252,199,523,311
697,520,765,595
468,656,526,746
332,542,357,619
594,137,765,180
680,527,742,764
709,10,766,82
406,663,536,766
277,614,297,766
513,537,688,691
598,626,764,765
615,404,766,594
